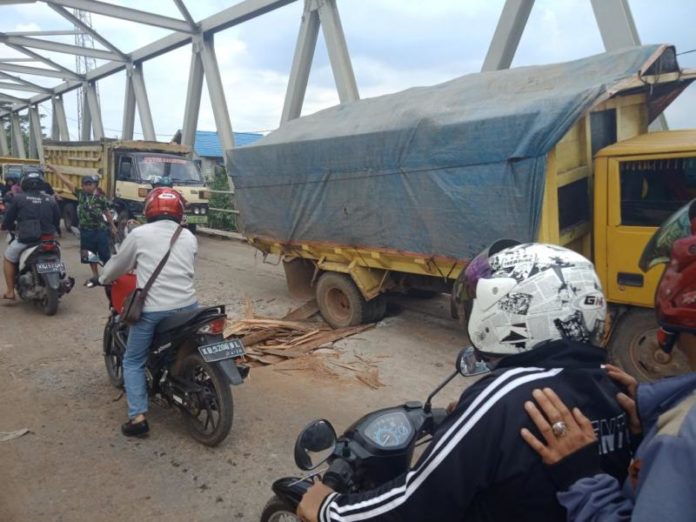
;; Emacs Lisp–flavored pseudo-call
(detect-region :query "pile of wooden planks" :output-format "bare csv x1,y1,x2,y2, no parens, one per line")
225,317,374,365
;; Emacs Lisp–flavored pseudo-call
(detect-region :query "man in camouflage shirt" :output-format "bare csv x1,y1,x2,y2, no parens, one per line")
50,167,117,279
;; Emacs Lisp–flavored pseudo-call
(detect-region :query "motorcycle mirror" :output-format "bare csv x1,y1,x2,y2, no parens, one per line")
456,346,490,377
294,419,337,471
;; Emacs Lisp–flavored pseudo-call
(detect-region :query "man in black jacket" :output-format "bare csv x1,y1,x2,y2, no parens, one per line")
2,171,60,301
298,241,632,522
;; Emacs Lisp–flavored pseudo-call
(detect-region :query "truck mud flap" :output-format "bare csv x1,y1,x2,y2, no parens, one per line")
283,258,315,298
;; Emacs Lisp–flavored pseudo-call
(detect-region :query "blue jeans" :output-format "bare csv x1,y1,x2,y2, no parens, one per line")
123,302,198,419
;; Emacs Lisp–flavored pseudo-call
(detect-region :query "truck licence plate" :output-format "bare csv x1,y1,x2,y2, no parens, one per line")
198,339,245,363
36,261,65,274
186,215,208,224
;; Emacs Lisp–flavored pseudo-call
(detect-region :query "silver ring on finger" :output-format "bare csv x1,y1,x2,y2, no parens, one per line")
552,421,568,438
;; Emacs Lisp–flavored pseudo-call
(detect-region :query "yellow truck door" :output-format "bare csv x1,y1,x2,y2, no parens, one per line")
602,153,696,307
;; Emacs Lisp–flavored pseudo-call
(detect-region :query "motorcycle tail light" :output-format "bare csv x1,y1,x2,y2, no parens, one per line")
198,317,226,335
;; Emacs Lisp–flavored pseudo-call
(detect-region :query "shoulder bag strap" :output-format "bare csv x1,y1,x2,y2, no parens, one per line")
141,225,184,296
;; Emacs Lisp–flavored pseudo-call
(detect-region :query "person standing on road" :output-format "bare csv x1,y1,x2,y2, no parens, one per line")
48,165,116,281
93,187,198,437
1,171,61,301
298,242,633,522
520,202,696,522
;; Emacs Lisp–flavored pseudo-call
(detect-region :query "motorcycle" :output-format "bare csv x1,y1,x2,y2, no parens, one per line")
261,347,490,521
7,232,74,316
87,272,249,446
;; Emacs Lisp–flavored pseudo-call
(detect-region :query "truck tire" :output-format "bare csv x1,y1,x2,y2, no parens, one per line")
62,202,78,232
316,272,368,328
608,308,690,382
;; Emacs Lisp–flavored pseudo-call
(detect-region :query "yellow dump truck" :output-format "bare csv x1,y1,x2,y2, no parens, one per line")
43,139,210,234
230,45,696,381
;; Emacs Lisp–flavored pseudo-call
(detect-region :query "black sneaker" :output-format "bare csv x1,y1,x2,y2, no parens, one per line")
121,418,149,437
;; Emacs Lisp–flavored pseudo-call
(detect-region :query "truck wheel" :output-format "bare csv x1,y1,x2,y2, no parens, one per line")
187,224,197,234
116,210,130,244
62,203,78,232
316,272,367,328
608,308,690,382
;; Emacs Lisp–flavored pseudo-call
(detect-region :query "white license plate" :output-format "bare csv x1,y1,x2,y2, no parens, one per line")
198,339,245,362
36,261,64,274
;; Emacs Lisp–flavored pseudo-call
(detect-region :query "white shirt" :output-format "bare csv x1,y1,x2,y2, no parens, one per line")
100,220,197,312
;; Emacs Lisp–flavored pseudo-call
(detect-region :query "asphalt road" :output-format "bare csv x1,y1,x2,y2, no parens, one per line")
0,232,474,522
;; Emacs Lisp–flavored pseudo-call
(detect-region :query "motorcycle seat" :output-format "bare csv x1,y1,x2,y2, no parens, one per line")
155,306,222,334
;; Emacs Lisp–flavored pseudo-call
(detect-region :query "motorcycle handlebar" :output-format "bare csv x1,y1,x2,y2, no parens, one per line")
323,458,354,493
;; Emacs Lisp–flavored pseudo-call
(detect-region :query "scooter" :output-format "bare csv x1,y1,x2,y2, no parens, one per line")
8,232,74,316
88,272,249,446
260,348,489,521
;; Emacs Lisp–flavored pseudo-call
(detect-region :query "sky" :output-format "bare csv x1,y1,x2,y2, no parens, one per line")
1,0,695,141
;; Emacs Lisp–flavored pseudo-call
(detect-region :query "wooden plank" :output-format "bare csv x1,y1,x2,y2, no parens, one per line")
282,299,319,321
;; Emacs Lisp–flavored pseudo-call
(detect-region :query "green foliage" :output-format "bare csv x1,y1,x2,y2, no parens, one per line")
206,165,238,232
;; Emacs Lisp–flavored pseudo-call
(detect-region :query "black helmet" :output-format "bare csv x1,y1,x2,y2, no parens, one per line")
20,171,44,192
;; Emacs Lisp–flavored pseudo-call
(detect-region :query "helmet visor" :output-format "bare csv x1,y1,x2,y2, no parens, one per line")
639,200,695,272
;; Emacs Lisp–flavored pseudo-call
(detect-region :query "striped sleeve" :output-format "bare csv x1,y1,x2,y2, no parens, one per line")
319,367,563,522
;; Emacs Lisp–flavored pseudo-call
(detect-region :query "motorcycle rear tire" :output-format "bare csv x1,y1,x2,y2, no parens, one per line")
103,321,124,388
260,495,301,522
178,352,233,447
42,287,59,316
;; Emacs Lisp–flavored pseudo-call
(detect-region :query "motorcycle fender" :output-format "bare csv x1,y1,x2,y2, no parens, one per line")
271,477,312,509
41,271,61,290
216,359,244,385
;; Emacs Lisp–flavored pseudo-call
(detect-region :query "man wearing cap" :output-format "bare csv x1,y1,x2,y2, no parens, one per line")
50,166,117,280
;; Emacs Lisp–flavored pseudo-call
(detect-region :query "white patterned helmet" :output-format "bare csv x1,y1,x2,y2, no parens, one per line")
455,241,607,356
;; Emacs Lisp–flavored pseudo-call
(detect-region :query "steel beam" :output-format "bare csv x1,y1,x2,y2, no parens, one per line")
0,70,51,92
130,63,156,141
52,94,69,140
10,112,26,158
80,88,91,140
47,0,195,33
482,0,535,71
28,105,42,158
0,0,298,117
46,4,130,61
5,30,79,36
590,0,640,50
199,34,235,168
181,47,203,147
121,74,136,140
316,0,358,103
281,1,320,123
0,122,9,155
0,81,51,93
85,82,104,140
0,53,81,81
173,0,198,30
2,34,124,61
4,42,83,79
0,92,28,104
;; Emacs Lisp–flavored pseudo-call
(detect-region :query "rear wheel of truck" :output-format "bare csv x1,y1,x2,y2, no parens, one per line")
116,210,130,245
608,308,690,382
62,203,78,233
316,272,368,328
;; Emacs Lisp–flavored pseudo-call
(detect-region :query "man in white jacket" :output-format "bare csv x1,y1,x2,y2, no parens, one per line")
96,188,197,437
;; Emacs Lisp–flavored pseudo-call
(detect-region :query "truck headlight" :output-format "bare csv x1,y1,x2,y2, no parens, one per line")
193,207,200,215
200,207,207,215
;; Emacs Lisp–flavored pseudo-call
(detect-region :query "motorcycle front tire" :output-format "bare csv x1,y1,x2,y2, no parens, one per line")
42,286,59,316
260,495,301,522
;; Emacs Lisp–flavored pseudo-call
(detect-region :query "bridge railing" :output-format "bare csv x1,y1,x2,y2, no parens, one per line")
203,187,240,233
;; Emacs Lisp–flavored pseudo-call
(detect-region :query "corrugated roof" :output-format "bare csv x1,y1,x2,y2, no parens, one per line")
194,130,263,158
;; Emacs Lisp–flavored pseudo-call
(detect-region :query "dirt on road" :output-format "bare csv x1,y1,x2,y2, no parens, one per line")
0,233,473,522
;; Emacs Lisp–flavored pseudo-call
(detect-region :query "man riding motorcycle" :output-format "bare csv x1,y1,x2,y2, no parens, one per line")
2,171,61,301
94,187,198,437
520,202,696,522
298,242,633,522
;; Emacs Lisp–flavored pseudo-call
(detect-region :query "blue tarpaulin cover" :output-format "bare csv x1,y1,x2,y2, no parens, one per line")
229,45,677,260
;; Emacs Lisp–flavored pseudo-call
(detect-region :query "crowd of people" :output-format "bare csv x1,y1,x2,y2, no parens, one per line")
2,166,694,521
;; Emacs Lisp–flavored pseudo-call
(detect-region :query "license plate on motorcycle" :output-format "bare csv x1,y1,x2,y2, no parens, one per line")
198,339,245,362
36,261,65,274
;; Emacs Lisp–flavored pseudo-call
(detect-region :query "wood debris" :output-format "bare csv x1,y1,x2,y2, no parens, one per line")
224,300,382,388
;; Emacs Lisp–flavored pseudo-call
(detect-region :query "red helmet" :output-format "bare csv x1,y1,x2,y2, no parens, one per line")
640,200,696,349
143,187,185,223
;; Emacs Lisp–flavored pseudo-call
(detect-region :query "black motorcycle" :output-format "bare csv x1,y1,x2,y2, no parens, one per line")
261,348,489,521
89,276,249,446
8,232,73,315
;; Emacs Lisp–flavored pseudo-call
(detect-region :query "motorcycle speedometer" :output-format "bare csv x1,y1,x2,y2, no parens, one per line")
362,411,414,449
